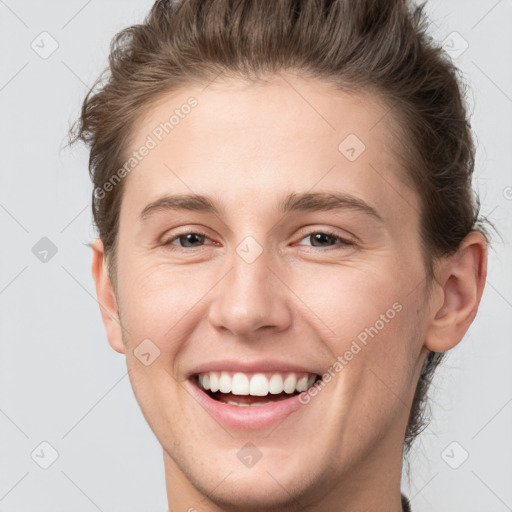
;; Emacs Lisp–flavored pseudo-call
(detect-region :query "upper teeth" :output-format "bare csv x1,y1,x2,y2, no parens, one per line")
197,371,317,396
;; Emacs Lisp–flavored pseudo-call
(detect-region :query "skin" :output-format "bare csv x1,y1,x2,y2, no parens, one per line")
91,73,487,512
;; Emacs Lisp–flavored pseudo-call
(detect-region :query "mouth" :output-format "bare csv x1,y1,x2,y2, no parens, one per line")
192,371,322,407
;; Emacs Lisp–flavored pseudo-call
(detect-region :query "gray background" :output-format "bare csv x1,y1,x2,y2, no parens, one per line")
0,1,511,511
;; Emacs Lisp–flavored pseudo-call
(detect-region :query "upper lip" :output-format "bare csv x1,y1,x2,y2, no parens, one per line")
187,359,322,378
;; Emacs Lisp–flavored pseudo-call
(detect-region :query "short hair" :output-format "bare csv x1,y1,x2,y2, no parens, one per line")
67,0,491,455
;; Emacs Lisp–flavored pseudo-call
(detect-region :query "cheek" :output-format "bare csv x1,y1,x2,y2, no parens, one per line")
287,263,407,342
287,263,419,405
118,252,413,352
115,257,215,361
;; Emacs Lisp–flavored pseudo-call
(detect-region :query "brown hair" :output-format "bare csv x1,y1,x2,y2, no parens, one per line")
67,0,491,454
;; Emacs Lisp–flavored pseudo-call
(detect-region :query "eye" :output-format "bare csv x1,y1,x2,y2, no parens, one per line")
296,230,354,249
162,231,214,249
161,229,354,251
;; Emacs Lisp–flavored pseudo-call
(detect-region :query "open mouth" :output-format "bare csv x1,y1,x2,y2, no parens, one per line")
193,371,322,407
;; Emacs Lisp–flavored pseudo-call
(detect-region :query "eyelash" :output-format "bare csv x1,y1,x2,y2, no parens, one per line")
161,229,354,251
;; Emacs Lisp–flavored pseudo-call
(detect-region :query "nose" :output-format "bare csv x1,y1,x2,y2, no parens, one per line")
207,247,293,339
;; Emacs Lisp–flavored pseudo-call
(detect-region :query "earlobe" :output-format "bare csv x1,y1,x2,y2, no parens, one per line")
91,238,126,354
424,231,488,353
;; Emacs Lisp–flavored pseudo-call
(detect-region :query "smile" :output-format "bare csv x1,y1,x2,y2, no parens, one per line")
187,368,323,429
195,371,320,406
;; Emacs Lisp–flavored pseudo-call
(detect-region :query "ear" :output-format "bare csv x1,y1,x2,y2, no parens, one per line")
91,238,125,354
424,231,488,352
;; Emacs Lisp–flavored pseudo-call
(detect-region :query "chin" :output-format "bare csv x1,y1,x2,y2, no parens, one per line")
181,450,324,512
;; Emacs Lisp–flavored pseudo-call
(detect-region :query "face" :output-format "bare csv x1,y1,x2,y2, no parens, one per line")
98,74,437,509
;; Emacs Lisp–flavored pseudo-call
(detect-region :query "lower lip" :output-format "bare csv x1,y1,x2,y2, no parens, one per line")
185,378,310,430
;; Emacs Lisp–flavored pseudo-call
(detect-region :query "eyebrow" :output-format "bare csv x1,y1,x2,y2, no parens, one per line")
139,191,384,222
280,192,384,221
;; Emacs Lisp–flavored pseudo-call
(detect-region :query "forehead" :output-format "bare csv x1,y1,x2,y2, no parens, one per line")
121,73,420,227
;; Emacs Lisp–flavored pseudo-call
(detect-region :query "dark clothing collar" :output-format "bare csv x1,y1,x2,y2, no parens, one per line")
401,493,412,512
